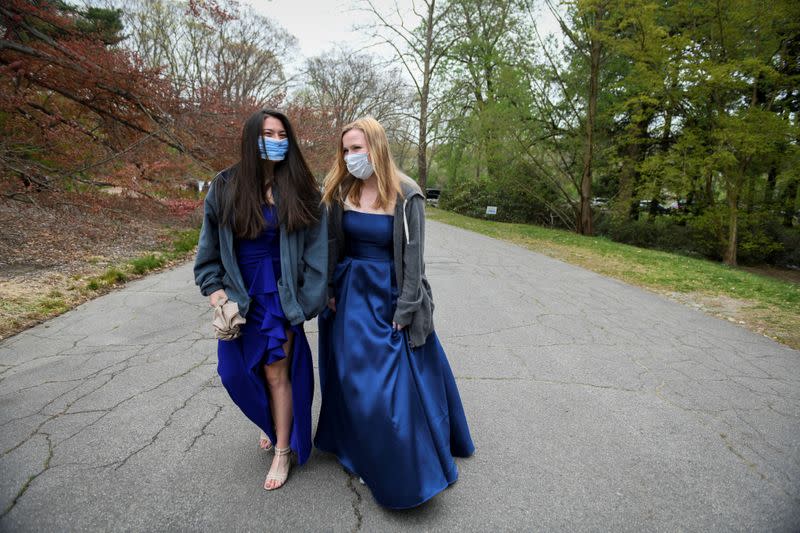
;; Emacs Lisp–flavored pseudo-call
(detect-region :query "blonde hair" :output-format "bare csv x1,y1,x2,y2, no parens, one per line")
322,116,402,209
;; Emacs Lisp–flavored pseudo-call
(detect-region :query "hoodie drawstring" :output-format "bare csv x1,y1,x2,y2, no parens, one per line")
403,197,410,245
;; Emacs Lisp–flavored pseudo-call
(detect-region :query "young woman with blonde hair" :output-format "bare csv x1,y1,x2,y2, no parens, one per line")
314,116,474,509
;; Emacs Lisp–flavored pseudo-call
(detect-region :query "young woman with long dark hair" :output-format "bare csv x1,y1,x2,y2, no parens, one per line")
315,116,474,508
194,109,327,490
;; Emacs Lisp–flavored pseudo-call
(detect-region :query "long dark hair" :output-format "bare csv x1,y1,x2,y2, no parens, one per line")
218,109,320,238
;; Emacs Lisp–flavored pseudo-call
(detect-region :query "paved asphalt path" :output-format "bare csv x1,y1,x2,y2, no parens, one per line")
1,220,799,532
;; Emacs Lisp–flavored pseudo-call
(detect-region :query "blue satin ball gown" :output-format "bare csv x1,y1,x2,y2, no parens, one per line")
216,204,314,464
314,210,474,509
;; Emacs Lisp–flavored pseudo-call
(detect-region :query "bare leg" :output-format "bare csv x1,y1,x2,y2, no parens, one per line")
264,329,295,490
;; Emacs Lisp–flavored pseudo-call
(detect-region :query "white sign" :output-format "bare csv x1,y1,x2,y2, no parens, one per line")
197,180,205,192
486,206,498,215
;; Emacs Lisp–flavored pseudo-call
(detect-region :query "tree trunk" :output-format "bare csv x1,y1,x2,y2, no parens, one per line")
723,176,740,266
650,103,672,218
764,164,777,206
783,176,798,227
723,191,738,265
416,1,436,195
745,173,755,213
418,102,428,194
614,157,635,220
614,113,647,221
704,170,714,207
578,28,601,235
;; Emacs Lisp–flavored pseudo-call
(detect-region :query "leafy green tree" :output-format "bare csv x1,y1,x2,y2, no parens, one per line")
668,0,800,264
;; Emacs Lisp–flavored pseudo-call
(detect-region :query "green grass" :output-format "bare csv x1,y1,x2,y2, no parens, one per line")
77,229,202,296
130,254,166,275
81,229,200,292
36,296,68,314
37,290,68,314
168,228,201,256
428,207,800,347
84,267,127,292
119,228,198,276
101,268,128,284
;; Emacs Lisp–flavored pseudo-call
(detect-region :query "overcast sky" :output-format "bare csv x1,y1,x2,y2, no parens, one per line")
248,0,389,59
246,0,562,67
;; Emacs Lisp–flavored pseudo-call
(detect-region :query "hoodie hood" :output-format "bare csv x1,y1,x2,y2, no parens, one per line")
397,174,424,245
399,174,424,200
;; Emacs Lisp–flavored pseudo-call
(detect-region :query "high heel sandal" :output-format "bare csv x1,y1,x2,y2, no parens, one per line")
264,446,292,491
258,430,273,451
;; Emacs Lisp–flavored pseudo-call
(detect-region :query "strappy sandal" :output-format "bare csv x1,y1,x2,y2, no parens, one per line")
258,430,273,451
264,446,292,491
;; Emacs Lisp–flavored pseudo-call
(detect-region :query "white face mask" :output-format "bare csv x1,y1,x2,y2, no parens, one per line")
344,152,374,180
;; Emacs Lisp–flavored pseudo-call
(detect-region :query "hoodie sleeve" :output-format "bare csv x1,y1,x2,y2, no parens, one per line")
393,195,425,326
193,180,225,296
326,202,341,300
297,206,329,320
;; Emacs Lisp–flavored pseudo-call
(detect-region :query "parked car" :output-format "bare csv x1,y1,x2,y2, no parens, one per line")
638,199,669,214
591,197,609,208
664,199,689,212
779,208,800,223
426,188,441,207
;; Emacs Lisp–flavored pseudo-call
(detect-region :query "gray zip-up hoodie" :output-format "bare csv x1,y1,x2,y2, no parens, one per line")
194,169,328,325
327,175,434,347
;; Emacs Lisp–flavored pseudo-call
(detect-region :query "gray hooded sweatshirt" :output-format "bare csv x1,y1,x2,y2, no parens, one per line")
194,169,328,325
327,175,435,347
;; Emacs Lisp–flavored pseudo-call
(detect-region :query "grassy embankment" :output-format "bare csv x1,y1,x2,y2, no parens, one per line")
0,229,199,340
427,207,800,350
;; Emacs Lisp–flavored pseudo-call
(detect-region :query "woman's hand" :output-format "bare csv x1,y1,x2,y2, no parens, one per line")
327,297,336,312
392,321,406,331
209,289,228,307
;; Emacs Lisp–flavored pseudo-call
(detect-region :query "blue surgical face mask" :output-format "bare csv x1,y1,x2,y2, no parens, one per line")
344,152,374,180
258,137,289,161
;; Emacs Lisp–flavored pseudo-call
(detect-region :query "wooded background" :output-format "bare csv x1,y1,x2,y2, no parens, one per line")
1,0,798,267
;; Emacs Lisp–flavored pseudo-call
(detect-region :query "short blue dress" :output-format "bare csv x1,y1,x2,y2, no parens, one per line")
217,204,314,464
315,210,474,509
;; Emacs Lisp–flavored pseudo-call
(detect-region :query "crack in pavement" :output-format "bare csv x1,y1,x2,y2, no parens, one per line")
458,375,644,393
719,432,766,481
2,348,211,473
654,380,800,503
0,343,152,426
443,320,548,341
104,374,215,471
56,354,213,453
2,372,117,455
345,473,363,532
0,336,170,434
184,403,223,453
1,433,53,520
